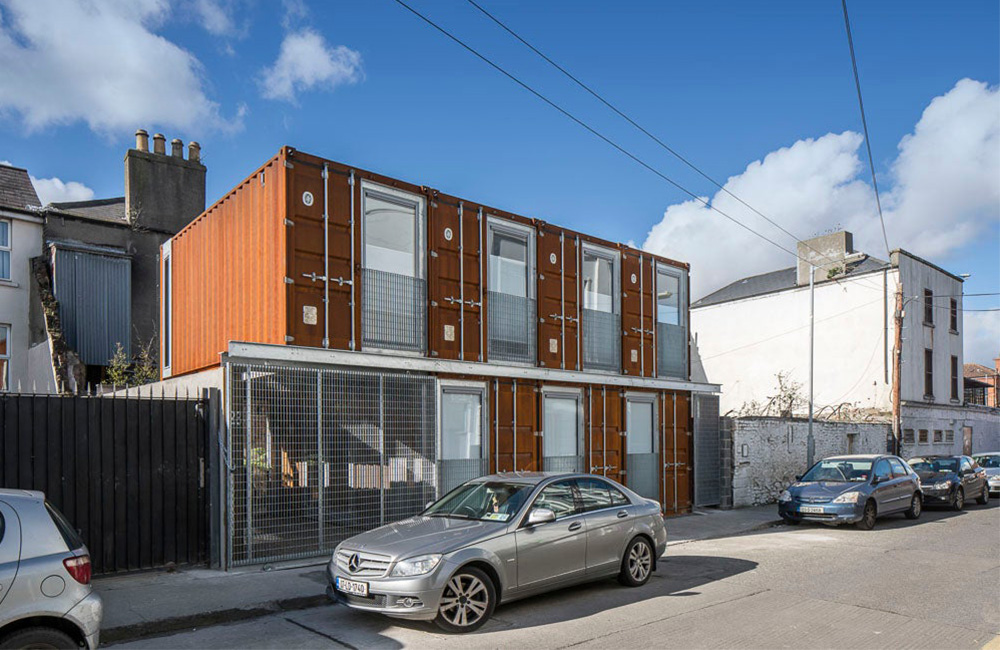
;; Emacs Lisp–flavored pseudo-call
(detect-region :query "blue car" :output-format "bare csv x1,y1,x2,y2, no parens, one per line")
778,454,922,530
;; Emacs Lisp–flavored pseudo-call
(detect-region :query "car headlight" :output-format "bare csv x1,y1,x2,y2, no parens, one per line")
832,491,862,504
389,554,442,577
778,490,792,503
932,480,952,490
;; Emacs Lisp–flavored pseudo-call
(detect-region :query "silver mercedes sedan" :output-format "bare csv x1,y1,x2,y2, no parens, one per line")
326,472,667,633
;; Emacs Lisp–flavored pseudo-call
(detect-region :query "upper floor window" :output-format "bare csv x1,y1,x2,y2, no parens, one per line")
949,298,958,332
0,220,10,281
360,182,426,353
923,289,933,325
486,219,535,364
656,265,687,378
581,245,620,372
0,324,9,391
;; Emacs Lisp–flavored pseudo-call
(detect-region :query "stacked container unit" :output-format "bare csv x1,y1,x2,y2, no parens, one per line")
162,146,696,514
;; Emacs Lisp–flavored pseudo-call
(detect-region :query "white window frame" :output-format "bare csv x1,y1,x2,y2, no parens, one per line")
624,392,659,456
486,217,535,299
161,240,172,378
360,180,426,280
0,219,11,282
540,387,584,466
0,323,10,391
580,242,620,314
437,380,489,496
655,263,686,328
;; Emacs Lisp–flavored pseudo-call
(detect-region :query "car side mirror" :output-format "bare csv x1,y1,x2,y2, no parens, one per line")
871,476,881,485
794,475,802,481
527,507,556,526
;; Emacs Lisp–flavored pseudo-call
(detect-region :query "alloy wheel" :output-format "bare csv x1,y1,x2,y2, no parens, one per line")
953,488,964,511
628,540,652,582
912,495,921,517
438,573,489,628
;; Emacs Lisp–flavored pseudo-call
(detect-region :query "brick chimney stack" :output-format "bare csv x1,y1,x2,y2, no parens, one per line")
124,128,206,234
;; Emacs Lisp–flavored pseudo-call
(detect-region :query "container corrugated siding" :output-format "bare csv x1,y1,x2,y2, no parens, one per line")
166,153,287,377
53,248,131,365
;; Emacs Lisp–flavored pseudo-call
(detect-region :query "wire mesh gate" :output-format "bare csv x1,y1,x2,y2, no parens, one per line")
225,363,437,567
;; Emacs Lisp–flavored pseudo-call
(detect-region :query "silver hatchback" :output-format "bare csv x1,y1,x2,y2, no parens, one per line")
0,490,102,649
327,473,667,633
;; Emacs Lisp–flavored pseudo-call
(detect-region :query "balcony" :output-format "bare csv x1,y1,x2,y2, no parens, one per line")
657,322,686,378
582,308,621,372
361,268,426,353
487,291,536,364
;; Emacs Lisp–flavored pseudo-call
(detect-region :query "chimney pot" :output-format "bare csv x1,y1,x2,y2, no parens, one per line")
188,141,201,164
152,133,166,155
171,138,183,158
135,129,149,152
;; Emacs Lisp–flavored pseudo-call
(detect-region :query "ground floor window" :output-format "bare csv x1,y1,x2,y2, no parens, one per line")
0,324,9,391
439,384,488,494
542,391,583,472
625,394,658,500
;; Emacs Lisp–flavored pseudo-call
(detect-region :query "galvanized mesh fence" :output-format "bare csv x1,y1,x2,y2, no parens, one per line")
487,291,537,363
582,308,621,372
226,363,436,567
361,269,426,353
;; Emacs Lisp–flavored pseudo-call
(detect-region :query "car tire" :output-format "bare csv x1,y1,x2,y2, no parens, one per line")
433,566,496,634
618,536,654,587
952,487,964,511
0,627,77,650
856,499,877,530
976,483,989,505
904,493,922,519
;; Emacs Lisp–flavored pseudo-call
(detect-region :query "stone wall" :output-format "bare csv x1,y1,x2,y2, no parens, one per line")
727,416,891,507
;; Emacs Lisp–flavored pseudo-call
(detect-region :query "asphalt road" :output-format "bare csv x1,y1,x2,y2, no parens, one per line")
117,500,1000,649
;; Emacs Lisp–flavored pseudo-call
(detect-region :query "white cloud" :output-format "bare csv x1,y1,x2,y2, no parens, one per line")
642,79,999,300
964,310,1000,366
30,175,95,205
258,29,362,103
190,0,235,36
0,0,241,136
0,160,11,166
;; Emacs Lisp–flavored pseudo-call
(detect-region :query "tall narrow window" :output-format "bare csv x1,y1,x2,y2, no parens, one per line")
0,324,9,391
439,385,487,494
924,348,934,398
581,245,620,372
949,298,958,332
951,355,959,401
487,219,535,363
0,220,10,281
625,396,658,501
656,266,687,378
542,392,583,472
923,289,933,325
361,182,426,353
163,252,171,372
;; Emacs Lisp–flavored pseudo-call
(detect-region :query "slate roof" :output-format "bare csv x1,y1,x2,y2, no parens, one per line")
47,197,128,225
0,164,42,213
693,255,890,308
964,363,997,379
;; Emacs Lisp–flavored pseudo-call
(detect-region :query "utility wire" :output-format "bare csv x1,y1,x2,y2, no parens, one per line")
392,0,839,269
842,0,891,261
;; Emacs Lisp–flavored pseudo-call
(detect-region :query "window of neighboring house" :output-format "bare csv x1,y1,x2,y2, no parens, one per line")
924,348,934,398
0,324,9,391
581,245,620,372
0,219,10,281
656,265,688,379
918,429,929,444
361,182,426,353
923,289,933,325
951,355,959,401
945,430,954,443
486,218,535,364
933,430,943,443
902,429,915,444
949,298,958,332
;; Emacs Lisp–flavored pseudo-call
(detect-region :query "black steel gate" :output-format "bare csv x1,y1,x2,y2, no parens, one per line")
0,392,209,574
225,363,437,567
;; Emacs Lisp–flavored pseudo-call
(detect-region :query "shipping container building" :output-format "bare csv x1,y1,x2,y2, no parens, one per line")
160,147,719,567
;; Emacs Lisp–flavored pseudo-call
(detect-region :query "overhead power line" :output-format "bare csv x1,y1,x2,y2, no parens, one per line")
392,0,847,271
841,0,891,261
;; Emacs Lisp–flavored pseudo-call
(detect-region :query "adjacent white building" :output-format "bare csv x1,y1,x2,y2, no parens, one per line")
691,231,998,456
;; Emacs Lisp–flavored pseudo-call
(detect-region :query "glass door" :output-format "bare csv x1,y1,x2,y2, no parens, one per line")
542,392,583,472
625,395,659,501
439,385,488,494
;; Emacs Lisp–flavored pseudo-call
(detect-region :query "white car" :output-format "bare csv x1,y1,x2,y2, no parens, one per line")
972,452,1000,497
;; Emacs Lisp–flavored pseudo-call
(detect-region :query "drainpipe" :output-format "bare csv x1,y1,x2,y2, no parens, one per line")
807,265,816,468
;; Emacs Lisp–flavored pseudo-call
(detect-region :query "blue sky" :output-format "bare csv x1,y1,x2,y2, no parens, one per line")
1,0,997,360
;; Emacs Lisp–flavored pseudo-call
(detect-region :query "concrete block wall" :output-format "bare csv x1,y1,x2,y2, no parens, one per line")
900,403,1000,458
727,417,890,507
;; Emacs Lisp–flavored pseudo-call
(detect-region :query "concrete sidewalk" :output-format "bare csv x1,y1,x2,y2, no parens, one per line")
99,504,781,644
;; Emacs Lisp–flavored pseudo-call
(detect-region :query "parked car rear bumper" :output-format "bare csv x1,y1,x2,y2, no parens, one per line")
778,501,863,524
64,591,102,650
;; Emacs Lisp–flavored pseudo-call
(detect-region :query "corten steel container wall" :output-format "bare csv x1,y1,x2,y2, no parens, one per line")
162,146,691,378
162,154,287,378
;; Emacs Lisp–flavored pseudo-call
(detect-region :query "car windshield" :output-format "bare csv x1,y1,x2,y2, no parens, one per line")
424,481,534,522
908,457,958,473
800,459,873,483
973,455,1000,469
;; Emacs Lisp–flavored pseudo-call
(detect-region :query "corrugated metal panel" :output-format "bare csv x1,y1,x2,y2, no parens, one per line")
53,247,131,365
537,224,580,371
165,153,287,377
693,393,721,506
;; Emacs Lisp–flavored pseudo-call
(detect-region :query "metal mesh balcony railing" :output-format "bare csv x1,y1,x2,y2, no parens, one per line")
487,291,536,364
582,308,621,372
362,268,426,353
657,322,686,378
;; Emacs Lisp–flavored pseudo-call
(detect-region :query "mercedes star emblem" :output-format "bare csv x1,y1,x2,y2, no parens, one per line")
348,553,361,573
